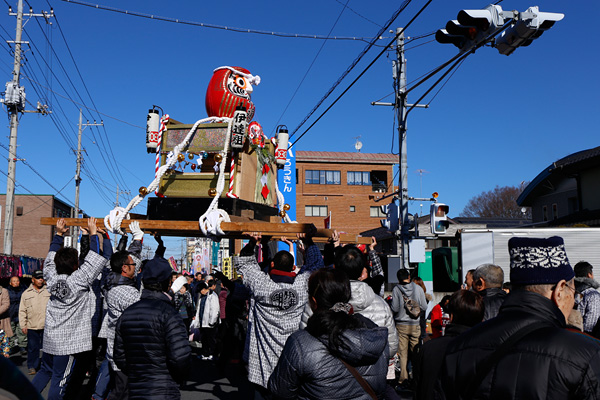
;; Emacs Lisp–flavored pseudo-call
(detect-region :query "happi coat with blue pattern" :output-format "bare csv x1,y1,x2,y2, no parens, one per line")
234,244,324,388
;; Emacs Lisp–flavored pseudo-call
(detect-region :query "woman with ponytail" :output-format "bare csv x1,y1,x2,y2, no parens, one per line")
268,268,389,399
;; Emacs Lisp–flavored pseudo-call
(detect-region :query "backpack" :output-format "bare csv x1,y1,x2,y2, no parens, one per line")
398,285,421,319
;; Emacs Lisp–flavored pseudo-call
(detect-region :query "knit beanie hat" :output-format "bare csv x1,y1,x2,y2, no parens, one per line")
508,236,574,285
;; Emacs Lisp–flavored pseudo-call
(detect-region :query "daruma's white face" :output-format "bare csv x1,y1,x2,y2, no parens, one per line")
226,73,253,98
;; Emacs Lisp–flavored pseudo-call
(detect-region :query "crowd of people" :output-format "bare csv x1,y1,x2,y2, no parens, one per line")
2,219,600,399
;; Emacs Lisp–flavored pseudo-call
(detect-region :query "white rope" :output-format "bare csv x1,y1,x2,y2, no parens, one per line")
199,118,234,240
213,66,261,86
104,112,293,239
103,207,130,234
104,116,230,235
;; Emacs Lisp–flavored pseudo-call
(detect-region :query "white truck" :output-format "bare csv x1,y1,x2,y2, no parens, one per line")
460,228,600,282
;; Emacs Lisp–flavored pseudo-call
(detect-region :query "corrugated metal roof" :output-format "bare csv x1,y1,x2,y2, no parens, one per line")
296,151,398,165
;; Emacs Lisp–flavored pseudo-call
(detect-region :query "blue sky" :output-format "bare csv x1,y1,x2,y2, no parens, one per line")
0,0,597,256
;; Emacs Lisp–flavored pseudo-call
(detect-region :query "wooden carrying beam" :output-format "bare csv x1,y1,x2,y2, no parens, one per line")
39,217,372,244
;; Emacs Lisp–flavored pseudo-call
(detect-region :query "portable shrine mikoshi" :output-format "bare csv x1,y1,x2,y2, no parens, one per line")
39,66,372,245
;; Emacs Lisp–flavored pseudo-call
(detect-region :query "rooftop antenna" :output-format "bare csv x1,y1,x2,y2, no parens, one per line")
353,136,363,152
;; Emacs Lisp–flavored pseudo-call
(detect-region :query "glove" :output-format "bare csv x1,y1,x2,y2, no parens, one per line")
129,221,144,241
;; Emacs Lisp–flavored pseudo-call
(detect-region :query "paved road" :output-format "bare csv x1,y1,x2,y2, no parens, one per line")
9,348,413,399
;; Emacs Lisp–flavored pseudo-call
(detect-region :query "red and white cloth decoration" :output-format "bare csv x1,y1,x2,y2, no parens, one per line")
226,151,238,198
260,163,270,199
154,114,170,196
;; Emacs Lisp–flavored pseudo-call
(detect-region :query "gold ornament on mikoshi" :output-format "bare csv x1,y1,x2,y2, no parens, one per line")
214,153,223,163
177,153,185,162
283,204,291,211
208,188,217,197
279,210,287,218
139,186,148,196
188,153,195,160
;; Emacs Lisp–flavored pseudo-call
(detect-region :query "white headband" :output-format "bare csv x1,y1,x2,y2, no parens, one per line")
213,66,261,86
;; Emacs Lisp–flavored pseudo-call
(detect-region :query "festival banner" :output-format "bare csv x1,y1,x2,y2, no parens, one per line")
278,143,296,254
168,256,178,272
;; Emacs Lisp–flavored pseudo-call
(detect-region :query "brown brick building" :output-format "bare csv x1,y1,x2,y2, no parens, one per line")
296,151,397,236
0,194,73,258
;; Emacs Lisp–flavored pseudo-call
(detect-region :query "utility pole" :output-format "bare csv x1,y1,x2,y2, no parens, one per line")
372,28,428,271
395,28,410,271
113,184,130,248
72,109,103,244
3,1,52,254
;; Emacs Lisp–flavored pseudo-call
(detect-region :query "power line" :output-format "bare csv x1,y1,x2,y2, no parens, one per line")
21,177,74,216
425,57,467,106
80,166,116,207
290,0,414,138
50,9,130,192
290,0,433,147
27,14,130,193
271,0,351,133
0,166,74,213
59,0,388,42
18,73,143,128
0,141,77,206
330,0,382,28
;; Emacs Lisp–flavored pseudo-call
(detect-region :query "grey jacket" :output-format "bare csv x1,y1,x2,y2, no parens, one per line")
235,242,324,388
44,235,107,356
300,280,398,357
98,275,141,370
575,277,600,333
390,282,427,325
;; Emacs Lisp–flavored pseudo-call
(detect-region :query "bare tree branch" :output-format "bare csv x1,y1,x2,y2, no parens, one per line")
460,185,531,219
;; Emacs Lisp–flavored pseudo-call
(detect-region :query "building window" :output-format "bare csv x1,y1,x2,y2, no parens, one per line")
552,203,558,220
350,206,355,212
305,205,328,217
370,206,386,218
371,170,388,192
542,206,548,222
347,171,371,186
16,206,23,216
305,170,340,185
55,208,70,218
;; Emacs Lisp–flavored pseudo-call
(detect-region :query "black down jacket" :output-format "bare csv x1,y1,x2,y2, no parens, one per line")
7,285,24,322
480,287,507,321
268,314,389,400
437,290,600,400
114,289,191,400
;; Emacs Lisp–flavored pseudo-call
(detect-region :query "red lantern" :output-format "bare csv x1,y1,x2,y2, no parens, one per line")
205,66,256,121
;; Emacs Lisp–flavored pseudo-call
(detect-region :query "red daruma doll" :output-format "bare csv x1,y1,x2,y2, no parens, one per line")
205,66,260,121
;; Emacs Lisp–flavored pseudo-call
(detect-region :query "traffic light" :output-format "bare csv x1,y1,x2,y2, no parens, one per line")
430,203,450,235
495,6,564,56
380,198,399,232
436,4,504,52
